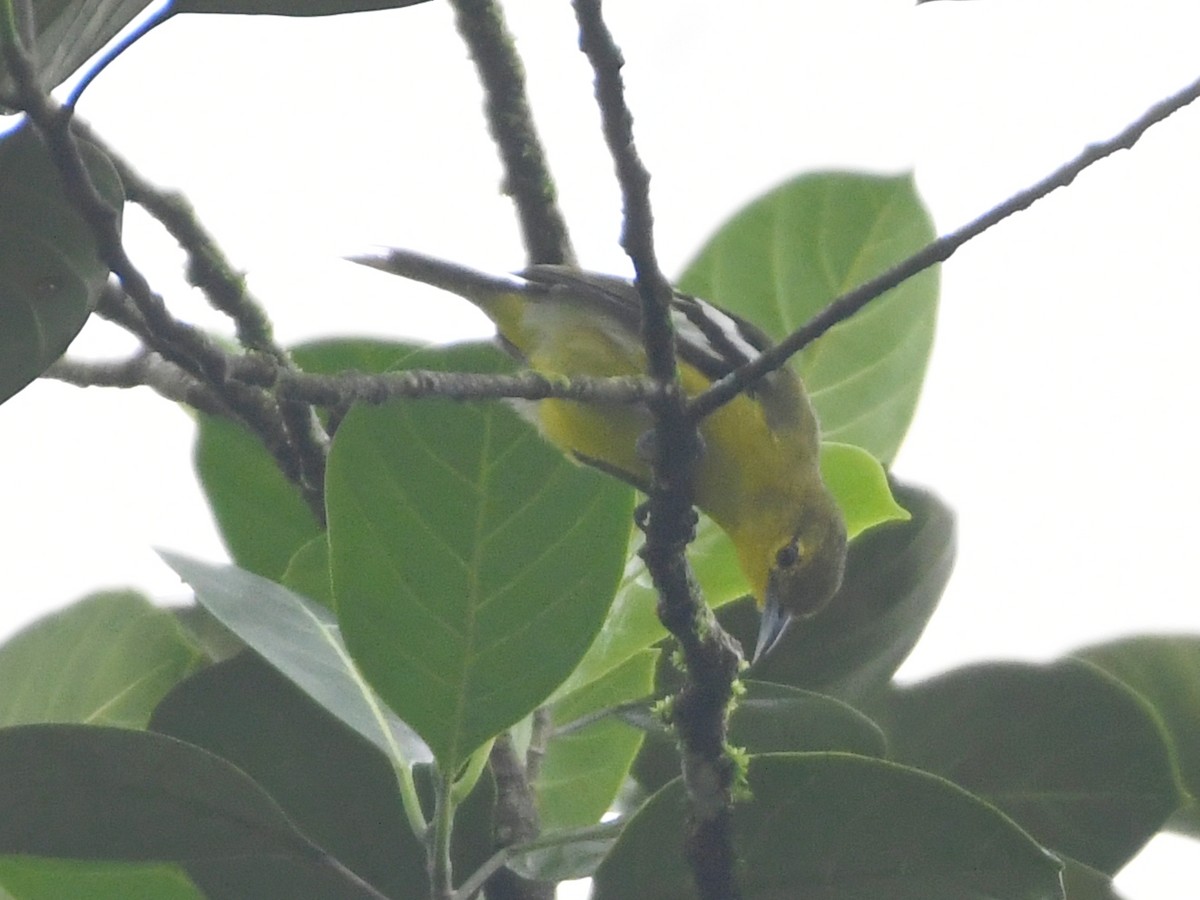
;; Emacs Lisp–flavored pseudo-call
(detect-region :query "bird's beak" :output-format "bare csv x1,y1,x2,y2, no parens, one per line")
753,592,791,663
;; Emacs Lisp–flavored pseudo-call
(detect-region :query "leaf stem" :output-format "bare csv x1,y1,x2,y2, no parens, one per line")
429,768,456,900
451,739,493,805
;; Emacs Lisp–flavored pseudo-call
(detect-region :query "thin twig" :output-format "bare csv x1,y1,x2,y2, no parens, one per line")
688,70,1200,423
449,0,575,265
46,352,230,415
524,707,553,785
573,2,744,899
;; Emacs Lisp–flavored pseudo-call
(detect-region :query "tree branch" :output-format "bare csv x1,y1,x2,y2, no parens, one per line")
85,124,278,355
688,70,1200,423
246,358,661,407
574,2,743,898
485,734,553,900
449,0,575,266
88,128,331,506
0,35,330,520
46,348,662,407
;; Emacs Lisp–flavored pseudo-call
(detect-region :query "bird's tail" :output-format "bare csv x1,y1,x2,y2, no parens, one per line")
348,248,531,309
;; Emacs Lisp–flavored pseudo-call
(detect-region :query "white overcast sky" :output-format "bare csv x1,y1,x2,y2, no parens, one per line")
2,0,1198,894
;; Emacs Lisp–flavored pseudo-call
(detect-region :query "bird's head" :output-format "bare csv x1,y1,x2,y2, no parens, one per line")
754,487,847,660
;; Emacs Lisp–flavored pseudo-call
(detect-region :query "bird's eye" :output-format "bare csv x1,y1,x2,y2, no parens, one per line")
775,543,801,569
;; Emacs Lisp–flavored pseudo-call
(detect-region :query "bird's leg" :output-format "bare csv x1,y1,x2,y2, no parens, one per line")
572,449,653,493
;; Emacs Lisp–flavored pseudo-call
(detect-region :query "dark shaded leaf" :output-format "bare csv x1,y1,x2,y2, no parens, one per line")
0,725,318,864
1077,635,1200,837
151,653,492,899
0,1,158,99
0,123,122,404
595,754,1063,899
873,659,1185,873
171,0,432,15
733,680,886,757
631,679,886,795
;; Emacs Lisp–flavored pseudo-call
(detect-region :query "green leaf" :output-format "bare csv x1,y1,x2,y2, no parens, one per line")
149,653,406,897
193,414,322,581
0,123,123,405
172,604,244,663
750,481,955,702
160,551,431,766
873,659,1185,874
281,534,334,608
0,590,200,728
1077,635,1200,836
326,343,634,770
820,442,909,540
538,650,657,831
170,0,433,15
504,823,622,883
0,724,317,863
732,680,886,757
289,337,426,375
631,679,886,795
555,517,727,701
150,653,492,899
594,753,1063,900
192,338,418,581
0,858,202,900
679,171,938,465
0,1,158,99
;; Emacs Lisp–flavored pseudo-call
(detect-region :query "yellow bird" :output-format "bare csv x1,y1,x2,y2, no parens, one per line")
352,249,847,659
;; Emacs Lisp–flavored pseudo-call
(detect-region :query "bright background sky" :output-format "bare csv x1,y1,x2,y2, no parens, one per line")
2,0,1198,895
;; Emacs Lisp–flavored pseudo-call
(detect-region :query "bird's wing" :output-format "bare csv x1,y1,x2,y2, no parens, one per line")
520,265,776,384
